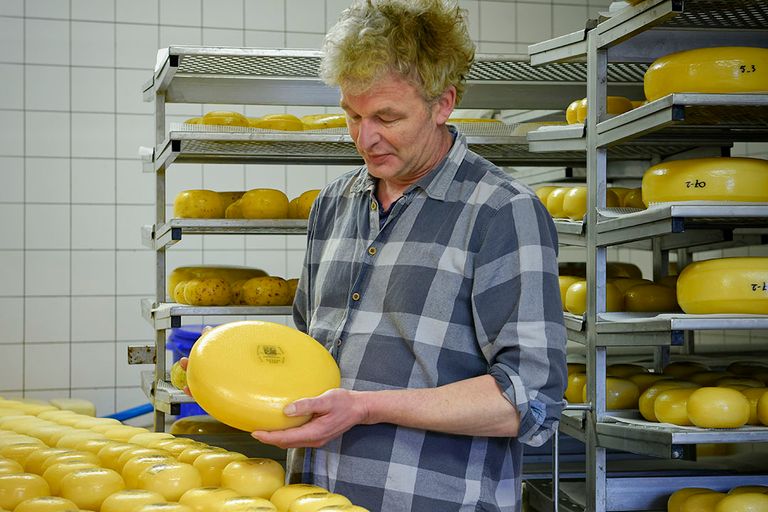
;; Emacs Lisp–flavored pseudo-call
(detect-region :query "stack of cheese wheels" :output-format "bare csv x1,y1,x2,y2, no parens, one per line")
644,47,768,101
677,257,768,314
564,96,634,124
668,486,768,512
641,157,768,206
167,265,268,305
0,397,371,511
537,185,626,220
186,321,341,431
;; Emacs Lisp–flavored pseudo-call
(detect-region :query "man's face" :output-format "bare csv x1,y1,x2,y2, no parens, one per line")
341,73,453,185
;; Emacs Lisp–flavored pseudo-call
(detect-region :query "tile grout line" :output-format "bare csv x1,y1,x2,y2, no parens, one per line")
68,0,73,400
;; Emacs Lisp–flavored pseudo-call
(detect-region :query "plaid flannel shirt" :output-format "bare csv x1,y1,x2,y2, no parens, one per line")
291,128,567,512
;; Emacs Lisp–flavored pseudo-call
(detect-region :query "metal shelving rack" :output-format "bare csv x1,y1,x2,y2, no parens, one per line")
139,46,662,430
528,1,768,510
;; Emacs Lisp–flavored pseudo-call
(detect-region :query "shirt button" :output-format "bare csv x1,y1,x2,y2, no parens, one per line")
367,246,376,256
336,339,342,347
351,292,360,301
370,201,377,211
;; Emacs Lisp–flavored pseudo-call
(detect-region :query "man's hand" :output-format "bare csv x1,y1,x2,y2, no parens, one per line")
251,388,370,449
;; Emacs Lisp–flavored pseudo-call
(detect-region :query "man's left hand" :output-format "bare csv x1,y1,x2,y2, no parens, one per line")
251,388,370,449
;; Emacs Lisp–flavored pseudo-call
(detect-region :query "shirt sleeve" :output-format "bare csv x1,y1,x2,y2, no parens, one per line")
471,192,567,447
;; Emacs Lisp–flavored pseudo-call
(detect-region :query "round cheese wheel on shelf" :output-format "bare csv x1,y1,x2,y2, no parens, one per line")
100,489,166,512
271,484,328,512
178,487,240,512
575,96,633,123
668,488,715,512
740,388,768,425
686,387,750,428
641,157,768,206
220,496,277,512
0,473,50,511
220,458,284,500
714,493,768,512
654,388,698,425
13,496,79,512
677,257,768,314
679,492,726,512
644,47,768,101
201,111,249,127
187,321,340,432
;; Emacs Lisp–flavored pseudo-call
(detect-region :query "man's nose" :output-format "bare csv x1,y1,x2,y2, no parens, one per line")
356,118,380,150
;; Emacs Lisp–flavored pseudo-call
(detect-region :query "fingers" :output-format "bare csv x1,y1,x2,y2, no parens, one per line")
179,357,189,370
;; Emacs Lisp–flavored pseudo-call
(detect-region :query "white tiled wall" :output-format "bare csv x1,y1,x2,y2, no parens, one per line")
0,0,616,419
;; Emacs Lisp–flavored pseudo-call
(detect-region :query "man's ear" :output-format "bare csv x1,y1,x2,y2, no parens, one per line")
433,85,457,124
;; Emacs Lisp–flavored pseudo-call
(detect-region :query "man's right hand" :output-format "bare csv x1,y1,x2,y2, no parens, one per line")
178,357,192,397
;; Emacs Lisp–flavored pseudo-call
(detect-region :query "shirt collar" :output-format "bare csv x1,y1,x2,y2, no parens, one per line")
349,126,468,201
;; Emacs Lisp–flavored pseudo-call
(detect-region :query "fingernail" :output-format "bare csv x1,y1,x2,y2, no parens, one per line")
284,403,296,416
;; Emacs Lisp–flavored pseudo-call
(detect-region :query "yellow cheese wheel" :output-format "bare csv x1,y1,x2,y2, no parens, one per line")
624,283,678,313
102,426,149,443
0,458,23,475
629,369,674,391
288,493,352,512
640,380,699,421
301,114,346,130
56,431,106,450
14,496,79,512
715,493,768,512
177,445,223,465
0,473,50,510
606,262,643,280
183,278,232,306
686,387,750,428
241,277,292,307
689,371,733,387
558,276,582,311
741,388,768,425
609,278,652,295
565,100,580,124
136,462,202,502
122,455,175,488
100,489,166,512
42,460,98,494
561,186,620,221
565,373,588,404
127,432,174,447
192,451,247,487
654,388,698,425
535,186,559,206
581,377,640,409
174,190,226,219
0,442,45,466
221,496,277,512
219,458,284,499
240,189,290,219
59,467,125,511
218,191,245,211
644,47,768,101
677,257,768,314
567,363,586,375
564,281,623,315
187,321,341,432
271,484,328,512
73,437,115,456
146,438,199,457
545,187,568,218
680,492,726,512
251,114,304,131
23,448,68,474
575,96,633,123
98,443,141,471
167,266,268,301
728,362,768,376
641,157,768,206
669,488,715,512
717,377,764,389
39,451,100,475
202,111,249,127
621,188,645,209
178,487,240,512
295,190,320,219
116,448,172,473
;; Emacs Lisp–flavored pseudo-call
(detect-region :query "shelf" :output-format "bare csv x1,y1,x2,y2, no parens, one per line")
141,371,194,416
144,47,644,109
529,0,768,65
145,124,620,170
564,311,768,347
596,203,768,247
559,409,768,459
526,473,768,512
141,299,293,330
554,220,587,247
527,123,732,157
142,219,308,250
597,94,768,148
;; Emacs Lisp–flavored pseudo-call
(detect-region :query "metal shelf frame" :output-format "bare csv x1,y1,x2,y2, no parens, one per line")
141,219,308,250
141,299,293,330
528,1,768,509
144,47,645,110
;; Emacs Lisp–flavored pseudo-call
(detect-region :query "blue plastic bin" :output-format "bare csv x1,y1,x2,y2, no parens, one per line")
167,324,216,417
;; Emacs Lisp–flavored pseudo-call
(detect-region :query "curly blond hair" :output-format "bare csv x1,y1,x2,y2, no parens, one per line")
320,0,475,104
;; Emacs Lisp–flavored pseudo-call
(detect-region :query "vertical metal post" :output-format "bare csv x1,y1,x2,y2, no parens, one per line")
586,29,608,512
676,248,695,355
153,92,167,432
551,427,560,512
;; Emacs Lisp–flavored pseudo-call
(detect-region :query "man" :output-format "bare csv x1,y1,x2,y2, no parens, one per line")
252,1,567,510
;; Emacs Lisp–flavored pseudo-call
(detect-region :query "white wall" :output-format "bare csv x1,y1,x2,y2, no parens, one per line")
0,0,616,418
